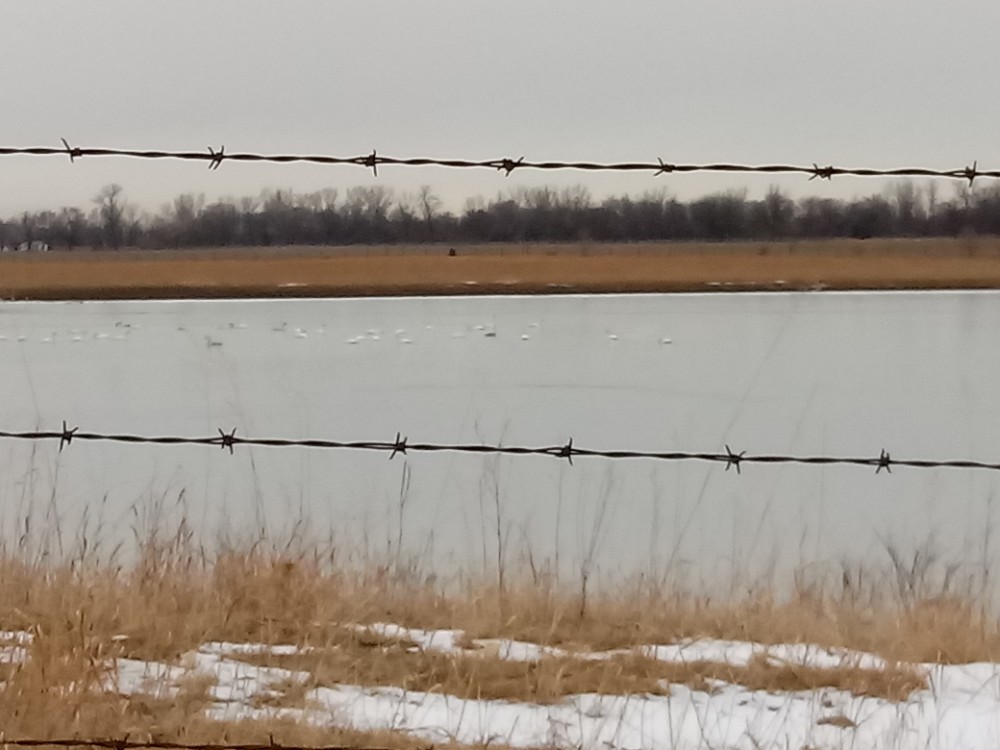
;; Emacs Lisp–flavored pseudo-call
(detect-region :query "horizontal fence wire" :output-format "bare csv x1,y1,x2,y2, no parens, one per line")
0,740,404,750
0,140,995,184
1,422,999,475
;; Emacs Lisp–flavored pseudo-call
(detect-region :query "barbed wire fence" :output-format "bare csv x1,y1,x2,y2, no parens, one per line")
0,422,994,476
0,142,998,744
0,140,994,185
0,146,995,477
1,147,992,478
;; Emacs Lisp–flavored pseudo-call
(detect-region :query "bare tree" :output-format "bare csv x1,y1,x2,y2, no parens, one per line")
463,195,486,214
122,204,144,246
93,184,127,249
417,185,441,238
757,185,793,239
58,207,86,250
296,191,325,212
391,192,419,229
319,188,339,212
238,195,260,214
891,180,923,235
19,212,35,246
344,186,393,220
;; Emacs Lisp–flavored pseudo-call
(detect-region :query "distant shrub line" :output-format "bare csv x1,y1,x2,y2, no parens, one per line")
3,181,998,251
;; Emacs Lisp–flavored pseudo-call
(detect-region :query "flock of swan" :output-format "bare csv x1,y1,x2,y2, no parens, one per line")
0,320,673,347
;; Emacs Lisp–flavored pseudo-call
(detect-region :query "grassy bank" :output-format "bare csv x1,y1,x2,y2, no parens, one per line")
0,523,997,742
2,237,1000,299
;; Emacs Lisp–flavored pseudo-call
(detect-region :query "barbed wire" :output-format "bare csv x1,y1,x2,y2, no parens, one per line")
1,422,998,475
0,739,407,750
0,140,995,185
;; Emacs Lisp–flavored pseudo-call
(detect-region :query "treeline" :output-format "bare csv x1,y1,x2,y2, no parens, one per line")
2,181,998,251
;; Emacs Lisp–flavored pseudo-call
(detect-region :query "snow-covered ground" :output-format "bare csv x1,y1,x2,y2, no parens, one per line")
7,624,1000,750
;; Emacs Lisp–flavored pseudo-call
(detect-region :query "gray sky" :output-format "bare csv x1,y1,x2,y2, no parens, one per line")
4,1,999,217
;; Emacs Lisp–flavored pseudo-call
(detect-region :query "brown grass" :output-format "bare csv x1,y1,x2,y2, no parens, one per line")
4,558,985,665
0,527,994,741
3,237,1000,299
3,548,997,665
238,644,924,703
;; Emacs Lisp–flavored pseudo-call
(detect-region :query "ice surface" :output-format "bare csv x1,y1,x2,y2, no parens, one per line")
2,291,1000,592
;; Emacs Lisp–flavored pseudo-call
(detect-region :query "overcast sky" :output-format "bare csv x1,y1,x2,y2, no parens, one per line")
4,1,1000,217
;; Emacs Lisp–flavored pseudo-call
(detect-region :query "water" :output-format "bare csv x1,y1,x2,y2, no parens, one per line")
1,291,998,591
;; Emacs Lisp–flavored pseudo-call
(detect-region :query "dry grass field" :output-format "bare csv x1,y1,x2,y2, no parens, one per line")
1,237,1000,299
0,537,988,742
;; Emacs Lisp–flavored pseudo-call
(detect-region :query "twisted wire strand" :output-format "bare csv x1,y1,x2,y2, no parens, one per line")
0,142,993,184
1,424,998,475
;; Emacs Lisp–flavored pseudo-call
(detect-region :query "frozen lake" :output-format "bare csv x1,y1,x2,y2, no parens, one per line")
1,291,999,591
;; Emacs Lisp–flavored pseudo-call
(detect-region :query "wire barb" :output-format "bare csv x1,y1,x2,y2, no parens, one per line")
58,420,77,452
654,157,675,176
809,163,835,181
207,145,226,170
876,448,892,474
559,438,575,465
496,156,524,176
363,149,378,177
60,137,81,164
724,444,746,474
389,431,407,459
217,427,238,454
964,160,978,187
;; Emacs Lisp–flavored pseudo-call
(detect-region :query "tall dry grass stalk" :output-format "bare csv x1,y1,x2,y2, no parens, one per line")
0,516,996,741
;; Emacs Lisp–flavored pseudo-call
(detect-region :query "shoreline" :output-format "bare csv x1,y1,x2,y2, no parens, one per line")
1,238,999,300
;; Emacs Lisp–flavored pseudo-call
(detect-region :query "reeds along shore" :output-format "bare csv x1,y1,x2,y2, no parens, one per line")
0,515,998,741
